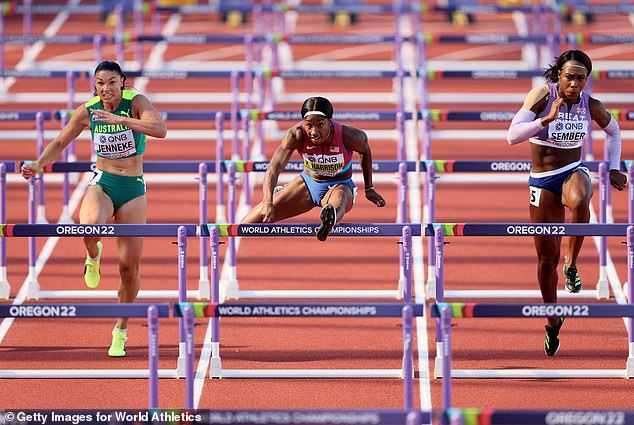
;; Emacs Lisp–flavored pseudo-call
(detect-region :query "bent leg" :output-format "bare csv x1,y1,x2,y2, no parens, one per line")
561,169,593,268
79,185,114,257
321,184,354,223
242,176,314,223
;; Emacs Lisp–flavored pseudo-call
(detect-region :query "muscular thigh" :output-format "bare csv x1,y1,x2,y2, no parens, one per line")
79,185,114,224
530,187,564,255
561,169,592,208
115,196,146,263
272,177,314,221
322,184,354,212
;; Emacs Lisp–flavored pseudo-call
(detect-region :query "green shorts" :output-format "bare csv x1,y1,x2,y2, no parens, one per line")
89,168,146,212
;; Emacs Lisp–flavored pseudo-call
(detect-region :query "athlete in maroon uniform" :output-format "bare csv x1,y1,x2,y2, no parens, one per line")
242,97,385,241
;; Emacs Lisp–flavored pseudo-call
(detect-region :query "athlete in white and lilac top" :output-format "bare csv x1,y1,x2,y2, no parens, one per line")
507,49,627,356
241,96,386,241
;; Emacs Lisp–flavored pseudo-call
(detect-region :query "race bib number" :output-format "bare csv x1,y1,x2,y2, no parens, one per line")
89,168,103,185
547,119,588,148
529,186,542,207
302,153,345,177
94,129,136,159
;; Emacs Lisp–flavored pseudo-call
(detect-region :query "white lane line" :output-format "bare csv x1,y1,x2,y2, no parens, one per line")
1,0,78,92
0,172,90,344
193,178,252,408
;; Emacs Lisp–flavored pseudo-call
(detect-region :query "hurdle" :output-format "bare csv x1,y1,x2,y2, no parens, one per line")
215,222,417,302
13,177,208,302
418,108,617,162
423,160,627,301
221,161,416,301
0,303,170,383
1,223,204,377
427,223,634,379
0,161,16,298
16,161,219,300
238,109,419,162
0,302,196,408
23,159,232,299
203,223,420,381
432,300,634,387
176,297,421,390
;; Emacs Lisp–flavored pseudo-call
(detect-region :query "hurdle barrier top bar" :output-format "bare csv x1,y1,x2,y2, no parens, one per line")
38,160,416,174
424,160,625,173
0,303,170,318
7,68,634,80
6,109,634,122
425,223,630,237
2,4,126,15
0,32,624,46
209,223,421,237
0,223,419,238
3,222,632,239
431,302,634,318
174,302,424,318
16,160,629,174
0,224,199,238
0,161,16,172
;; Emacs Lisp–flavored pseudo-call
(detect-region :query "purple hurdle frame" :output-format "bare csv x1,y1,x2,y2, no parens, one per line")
0,162,8,298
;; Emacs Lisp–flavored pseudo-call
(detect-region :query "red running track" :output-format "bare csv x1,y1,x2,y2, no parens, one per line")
1,0,633,415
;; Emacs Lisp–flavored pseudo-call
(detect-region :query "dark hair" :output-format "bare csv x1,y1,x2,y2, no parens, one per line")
543,49,592,83
93,60,126,95
300,96,333,119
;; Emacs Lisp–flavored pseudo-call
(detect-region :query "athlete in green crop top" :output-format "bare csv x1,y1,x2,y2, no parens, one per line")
21,60,167,357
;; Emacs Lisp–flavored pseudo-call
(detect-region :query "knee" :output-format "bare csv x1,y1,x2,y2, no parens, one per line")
119,260,140,283
537,255,559,275
565,191,591,212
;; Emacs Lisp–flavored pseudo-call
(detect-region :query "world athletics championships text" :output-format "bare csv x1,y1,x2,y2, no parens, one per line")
216,305,379,316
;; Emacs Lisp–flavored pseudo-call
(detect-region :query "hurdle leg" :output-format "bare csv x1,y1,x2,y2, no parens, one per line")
433,228,445,378
398,162,409,298
596,163,610,299
625,226,634,379
0,269,8,299
223,163,240,299
198,163,211,300
148,305,159,409
209,227,223,378
0,163,9,299
176,226,188,378
34,113,48,224
184,305,194,409
27,178,40,299
401,305,414,409
424,164,437,299
440,304,452,409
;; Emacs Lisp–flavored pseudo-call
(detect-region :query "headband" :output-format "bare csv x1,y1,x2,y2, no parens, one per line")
303,110,327,119
562,64,588,73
